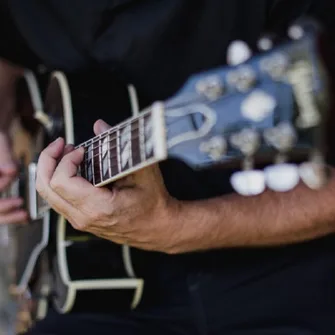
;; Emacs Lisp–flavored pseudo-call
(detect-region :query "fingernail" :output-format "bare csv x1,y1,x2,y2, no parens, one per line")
101,121,110,132
50,137,62,147
64,144,75,155
76,147,85,155
97,120,110,133
64,144,74,150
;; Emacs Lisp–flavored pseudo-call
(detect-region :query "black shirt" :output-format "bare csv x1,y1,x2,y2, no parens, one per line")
3,0,335,201
2,0,335,311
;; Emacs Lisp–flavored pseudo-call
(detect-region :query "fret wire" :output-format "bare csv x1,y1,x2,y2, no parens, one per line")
90,150,141,171
91,141,95,186
79,108,164,178
116,127,121,174
139,117,146,162
129,124,133,169
82,129,146,158
84,142,88,180
75,109,152,150
98,135,103,183
91,147,142,163
85,140,92,181
83,134,143,163
82,125,141,156
108,133,112,180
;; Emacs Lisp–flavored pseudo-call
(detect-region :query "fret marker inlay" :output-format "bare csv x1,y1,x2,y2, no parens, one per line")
101,135,110,178
145,118,154,157
120,124,132,169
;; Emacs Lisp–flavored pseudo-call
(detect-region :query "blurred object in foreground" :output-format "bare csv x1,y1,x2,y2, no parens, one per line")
0,224,17,335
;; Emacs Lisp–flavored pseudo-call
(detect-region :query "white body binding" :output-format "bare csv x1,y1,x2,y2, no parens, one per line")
52,72,145,314
17,71,50,293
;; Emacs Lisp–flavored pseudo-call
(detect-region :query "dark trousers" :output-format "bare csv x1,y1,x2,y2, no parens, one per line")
25,236,335,335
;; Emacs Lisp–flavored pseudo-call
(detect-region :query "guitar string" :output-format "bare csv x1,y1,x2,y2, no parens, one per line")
77,103,196,162
80,137,152,180
88,145,144,163
82,126,143,156
74,93,207,154
75,111,152,150
79,132,148,169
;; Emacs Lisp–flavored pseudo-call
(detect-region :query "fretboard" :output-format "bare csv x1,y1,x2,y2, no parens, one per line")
77,104,167,187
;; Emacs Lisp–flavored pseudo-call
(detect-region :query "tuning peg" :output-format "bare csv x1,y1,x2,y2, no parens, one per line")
230,170,266,196
299,161,328,190
199,136,227,161
264,163,300,192
230,128,262,196
257,34,275,51
227,40,252,66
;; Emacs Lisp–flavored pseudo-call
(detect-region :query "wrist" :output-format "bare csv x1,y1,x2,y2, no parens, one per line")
163,198,214,254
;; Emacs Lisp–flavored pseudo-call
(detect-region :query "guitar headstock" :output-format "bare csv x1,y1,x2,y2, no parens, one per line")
163,19,330,195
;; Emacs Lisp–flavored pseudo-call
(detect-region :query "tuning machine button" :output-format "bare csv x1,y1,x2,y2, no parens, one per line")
288,24,305,40
230,129,265,196
257,34,275,51
299,150,329,190
199,136,227,161
226,38,255,92
299,161,328,190
227,40,252,66
230,170,266,196
196,75,224,100
263,123,299,192
264,163,300,192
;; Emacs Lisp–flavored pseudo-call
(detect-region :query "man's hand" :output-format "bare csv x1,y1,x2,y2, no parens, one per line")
0,132,27,224
36,120,181,253
35,118,335,254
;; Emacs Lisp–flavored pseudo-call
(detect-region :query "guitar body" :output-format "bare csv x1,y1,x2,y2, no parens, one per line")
12,71,51,322
44,72,144,314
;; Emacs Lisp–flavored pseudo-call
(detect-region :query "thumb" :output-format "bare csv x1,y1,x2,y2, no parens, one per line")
93,119,111,136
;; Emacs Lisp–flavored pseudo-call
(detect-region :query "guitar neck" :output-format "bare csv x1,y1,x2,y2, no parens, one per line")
77,103,168,187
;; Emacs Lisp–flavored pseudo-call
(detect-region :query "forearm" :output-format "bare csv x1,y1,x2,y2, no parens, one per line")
0,59,23,130
173,170,335,253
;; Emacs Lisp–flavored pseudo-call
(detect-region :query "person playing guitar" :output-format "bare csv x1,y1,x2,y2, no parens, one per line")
1,1,335,334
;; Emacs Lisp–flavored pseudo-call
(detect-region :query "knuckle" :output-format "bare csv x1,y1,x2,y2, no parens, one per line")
49,176,62,193
61,152,73,165
35,178,43,194
68,214,91,232
88,211,100,224
76,219,89,231
86,204,108,222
